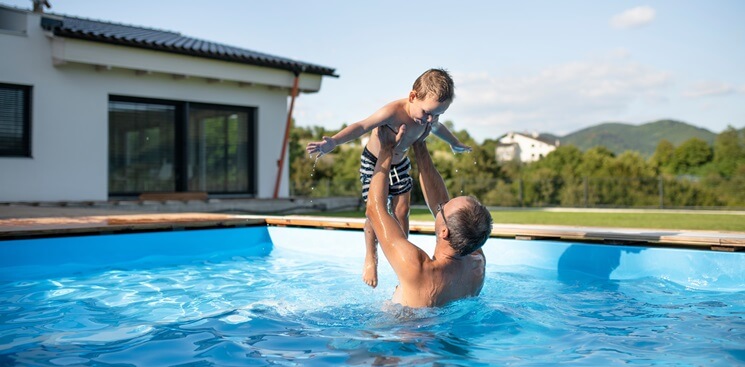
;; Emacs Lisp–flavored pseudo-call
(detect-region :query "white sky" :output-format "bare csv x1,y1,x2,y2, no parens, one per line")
4,0,744,141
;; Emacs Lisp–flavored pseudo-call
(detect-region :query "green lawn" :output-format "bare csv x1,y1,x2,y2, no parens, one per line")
304,208,745,232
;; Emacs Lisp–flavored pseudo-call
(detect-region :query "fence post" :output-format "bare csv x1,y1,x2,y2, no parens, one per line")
518,178,524,207
583,176,589,208
658,176,664,209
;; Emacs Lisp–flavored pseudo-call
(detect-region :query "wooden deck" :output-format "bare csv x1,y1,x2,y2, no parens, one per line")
261,215,745,251
0,213,743,252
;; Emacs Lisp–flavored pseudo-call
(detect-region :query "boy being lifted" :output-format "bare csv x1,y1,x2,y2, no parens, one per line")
306,68,471,288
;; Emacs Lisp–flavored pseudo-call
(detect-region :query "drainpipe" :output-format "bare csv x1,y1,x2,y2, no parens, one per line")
273,69,302,198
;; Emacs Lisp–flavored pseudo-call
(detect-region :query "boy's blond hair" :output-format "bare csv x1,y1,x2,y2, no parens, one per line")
412,68,455,103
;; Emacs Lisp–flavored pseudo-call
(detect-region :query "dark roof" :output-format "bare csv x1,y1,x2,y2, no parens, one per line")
40,15,337,77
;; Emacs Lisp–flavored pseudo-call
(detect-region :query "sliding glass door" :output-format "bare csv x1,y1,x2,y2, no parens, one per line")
187,105,252,193
108,97,255,197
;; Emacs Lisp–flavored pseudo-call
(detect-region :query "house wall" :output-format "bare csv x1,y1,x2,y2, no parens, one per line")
0,9,313,202
498,133,557,163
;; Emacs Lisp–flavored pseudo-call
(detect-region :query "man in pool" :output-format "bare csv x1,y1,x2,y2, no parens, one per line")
366,125,493,308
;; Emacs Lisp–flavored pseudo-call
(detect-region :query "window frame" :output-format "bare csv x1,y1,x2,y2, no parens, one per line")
108,95,257,198
0,82,32,158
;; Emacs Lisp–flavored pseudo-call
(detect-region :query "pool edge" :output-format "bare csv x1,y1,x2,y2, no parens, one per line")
0,213,743,252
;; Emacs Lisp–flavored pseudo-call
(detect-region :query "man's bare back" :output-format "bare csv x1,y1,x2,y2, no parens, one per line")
391,247,486,308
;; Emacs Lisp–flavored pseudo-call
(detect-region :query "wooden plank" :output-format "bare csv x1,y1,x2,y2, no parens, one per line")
0,213,265,239
138,192,208,201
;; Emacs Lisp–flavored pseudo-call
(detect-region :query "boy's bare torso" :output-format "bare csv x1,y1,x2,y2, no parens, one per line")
365,99,430,164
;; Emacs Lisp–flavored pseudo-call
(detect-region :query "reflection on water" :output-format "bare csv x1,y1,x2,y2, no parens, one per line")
557,244,645,283
0,246,743,366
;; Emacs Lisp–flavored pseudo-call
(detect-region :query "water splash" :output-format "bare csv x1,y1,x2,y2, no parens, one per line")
309,154,322,203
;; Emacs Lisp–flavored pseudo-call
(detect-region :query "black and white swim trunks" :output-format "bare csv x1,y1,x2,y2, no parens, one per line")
359,147,413,202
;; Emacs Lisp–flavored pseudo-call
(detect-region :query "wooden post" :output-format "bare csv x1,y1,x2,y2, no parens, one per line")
273,71,301,198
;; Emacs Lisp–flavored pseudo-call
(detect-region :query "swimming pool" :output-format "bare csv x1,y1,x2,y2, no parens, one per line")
1,225,743,366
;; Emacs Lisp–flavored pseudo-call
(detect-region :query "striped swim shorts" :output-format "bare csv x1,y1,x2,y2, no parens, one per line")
359,147,413,202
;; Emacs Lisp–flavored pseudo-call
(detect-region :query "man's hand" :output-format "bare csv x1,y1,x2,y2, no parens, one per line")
305,136,337,157
379,125,406,150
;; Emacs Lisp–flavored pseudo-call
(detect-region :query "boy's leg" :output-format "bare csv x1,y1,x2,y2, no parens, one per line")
362,214,378,288
390,191,411,238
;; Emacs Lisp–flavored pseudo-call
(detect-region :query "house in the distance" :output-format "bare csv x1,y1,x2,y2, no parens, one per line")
496,132,559,163
0,4,336,202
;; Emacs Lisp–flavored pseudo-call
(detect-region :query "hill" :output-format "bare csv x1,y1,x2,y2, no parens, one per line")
552,120,716,157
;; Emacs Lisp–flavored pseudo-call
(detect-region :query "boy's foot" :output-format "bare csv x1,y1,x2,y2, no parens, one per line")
362,256,378,288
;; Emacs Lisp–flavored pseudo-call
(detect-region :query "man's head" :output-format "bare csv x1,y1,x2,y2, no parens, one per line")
408,68,454,125
437,196,493,256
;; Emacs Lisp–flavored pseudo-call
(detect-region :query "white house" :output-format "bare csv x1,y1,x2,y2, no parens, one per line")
0,4,336,202
496,132,559,163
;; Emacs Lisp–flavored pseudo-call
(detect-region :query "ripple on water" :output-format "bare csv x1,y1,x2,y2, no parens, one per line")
0,253,743,366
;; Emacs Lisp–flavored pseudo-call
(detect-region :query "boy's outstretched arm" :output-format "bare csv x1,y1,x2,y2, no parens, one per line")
305,107,392,156
430,122,472,153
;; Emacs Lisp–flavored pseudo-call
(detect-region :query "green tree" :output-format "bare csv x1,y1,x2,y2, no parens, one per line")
650,139,675,174
713,126,745,177
671,138,712,174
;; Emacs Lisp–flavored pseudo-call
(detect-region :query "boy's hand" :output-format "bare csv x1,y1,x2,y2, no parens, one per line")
305,136,337,157
451,142,472,153
379,125,406,150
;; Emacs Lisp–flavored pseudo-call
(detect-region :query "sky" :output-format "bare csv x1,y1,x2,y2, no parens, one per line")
4,0,744,141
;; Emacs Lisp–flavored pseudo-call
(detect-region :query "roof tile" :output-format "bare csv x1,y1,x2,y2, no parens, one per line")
40,15,337,77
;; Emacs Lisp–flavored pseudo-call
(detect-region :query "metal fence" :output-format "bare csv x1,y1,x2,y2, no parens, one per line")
290,175,745,209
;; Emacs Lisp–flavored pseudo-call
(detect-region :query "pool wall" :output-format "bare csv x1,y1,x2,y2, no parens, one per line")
268,227,745,292
1,225,743,291
0,226,272,281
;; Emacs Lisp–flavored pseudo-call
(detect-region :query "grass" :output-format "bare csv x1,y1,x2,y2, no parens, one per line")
304,208,745,232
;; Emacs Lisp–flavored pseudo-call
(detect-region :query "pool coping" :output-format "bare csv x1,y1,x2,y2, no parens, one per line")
0,212,742,252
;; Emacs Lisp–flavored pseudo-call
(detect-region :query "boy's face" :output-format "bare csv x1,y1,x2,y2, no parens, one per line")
408,91,451,126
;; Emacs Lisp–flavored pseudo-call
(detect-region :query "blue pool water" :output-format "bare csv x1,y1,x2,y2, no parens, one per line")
0,226,743,366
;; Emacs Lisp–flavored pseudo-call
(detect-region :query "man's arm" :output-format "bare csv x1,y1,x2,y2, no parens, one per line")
412,140,450,217
366,126,428,281
430,122,472,153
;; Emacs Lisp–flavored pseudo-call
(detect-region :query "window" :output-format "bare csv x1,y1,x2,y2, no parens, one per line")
108,96,256,197
0,83,31,157
187,104,253,193
109,99,177,194
0,7,27,35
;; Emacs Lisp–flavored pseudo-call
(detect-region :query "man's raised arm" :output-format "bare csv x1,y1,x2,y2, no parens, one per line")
366,127,428,281
412,140,450,218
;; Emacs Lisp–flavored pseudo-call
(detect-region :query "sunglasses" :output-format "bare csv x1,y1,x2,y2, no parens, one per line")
436,200,450,231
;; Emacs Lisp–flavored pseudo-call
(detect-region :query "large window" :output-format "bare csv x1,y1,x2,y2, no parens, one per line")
0,83,31,157
108,96,256,197
109,100,177,193
188,105,252,193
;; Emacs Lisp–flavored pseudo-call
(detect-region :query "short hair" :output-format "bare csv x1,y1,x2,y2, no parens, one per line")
445,196,492,256
412,68,454,103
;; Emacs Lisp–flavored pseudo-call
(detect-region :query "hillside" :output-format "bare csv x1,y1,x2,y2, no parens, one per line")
553,120,716,157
